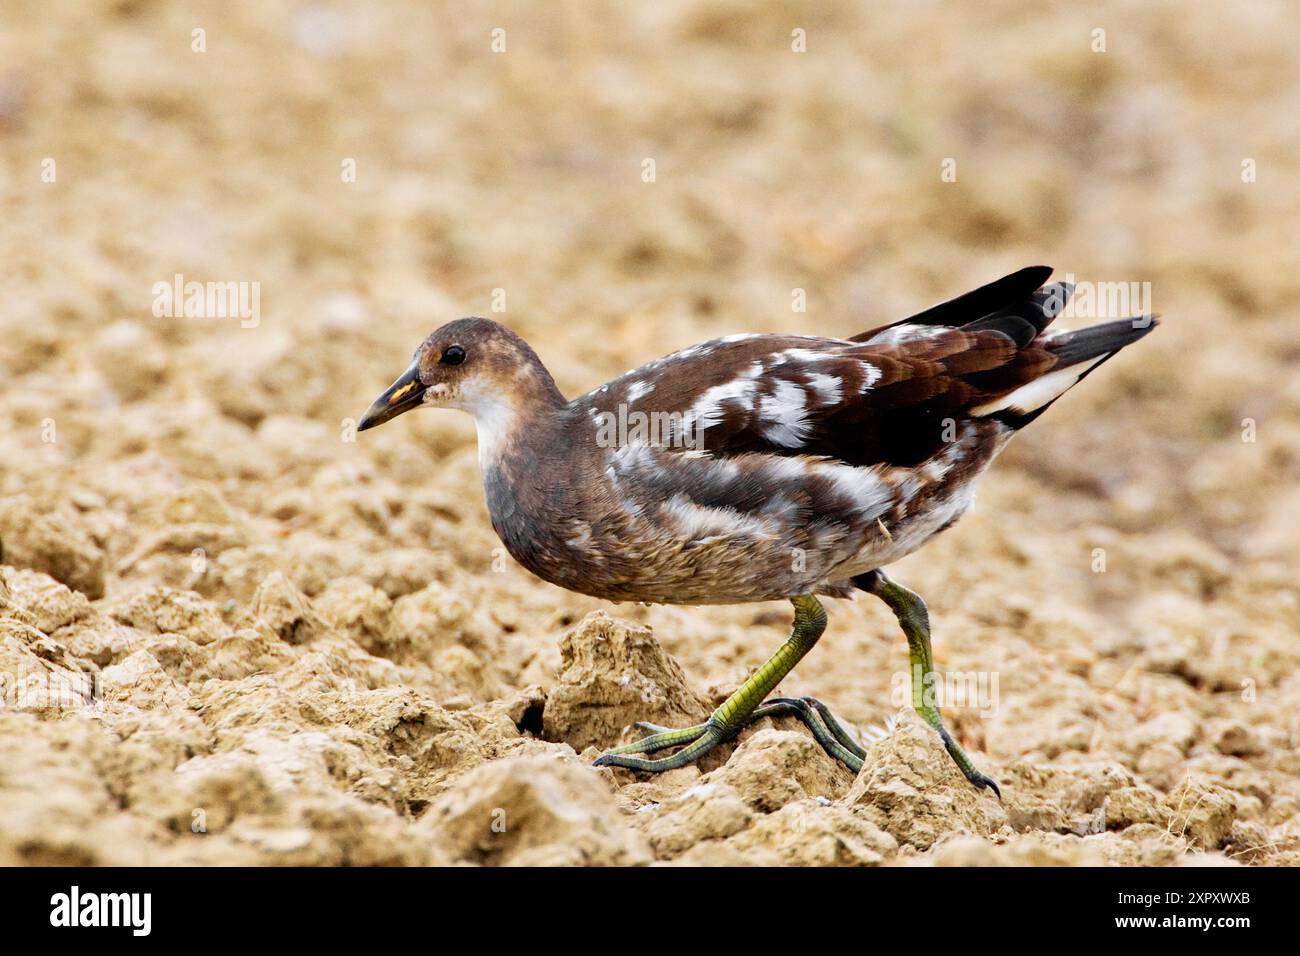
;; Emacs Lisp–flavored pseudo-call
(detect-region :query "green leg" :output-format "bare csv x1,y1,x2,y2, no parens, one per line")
855,569,1001,797
593,595,829,772
603,696,868,771
752,697,865,770
798,696,868,760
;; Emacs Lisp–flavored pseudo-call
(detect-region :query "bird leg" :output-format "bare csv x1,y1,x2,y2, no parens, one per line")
597,695,867,770
854,569,1001,797
593,595,836,772
748,696,866,769
593,577,999,796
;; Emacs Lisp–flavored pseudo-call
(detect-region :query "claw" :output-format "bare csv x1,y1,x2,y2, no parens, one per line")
972,773,1002,800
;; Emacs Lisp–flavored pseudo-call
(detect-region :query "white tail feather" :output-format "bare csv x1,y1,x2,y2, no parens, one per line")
970,354,1107,417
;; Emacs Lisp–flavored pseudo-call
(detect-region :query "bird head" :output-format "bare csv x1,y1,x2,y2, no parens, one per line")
357,317,562,439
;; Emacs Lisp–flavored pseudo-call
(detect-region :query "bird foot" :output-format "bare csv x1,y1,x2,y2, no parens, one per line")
591,695,869,774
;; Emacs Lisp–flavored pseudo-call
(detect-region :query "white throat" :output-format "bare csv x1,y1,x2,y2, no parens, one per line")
440,379,520,470
471,399,518,469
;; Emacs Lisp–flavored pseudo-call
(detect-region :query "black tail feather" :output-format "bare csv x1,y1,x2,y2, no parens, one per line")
1046,316,1158,366
851,265,1054,342
982,316,1159,429
851,267,1159,432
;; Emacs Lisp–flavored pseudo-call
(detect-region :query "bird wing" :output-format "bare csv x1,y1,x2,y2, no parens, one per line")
578,267,1156,469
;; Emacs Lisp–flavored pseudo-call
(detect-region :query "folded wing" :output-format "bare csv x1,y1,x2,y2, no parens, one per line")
580,267,1156,469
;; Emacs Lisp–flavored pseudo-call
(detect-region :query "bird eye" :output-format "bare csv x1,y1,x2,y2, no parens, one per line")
440,345,466,366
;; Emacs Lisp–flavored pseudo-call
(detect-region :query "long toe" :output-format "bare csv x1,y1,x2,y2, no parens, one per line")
592,724,729,773
748,697,865,773
592,720,720,770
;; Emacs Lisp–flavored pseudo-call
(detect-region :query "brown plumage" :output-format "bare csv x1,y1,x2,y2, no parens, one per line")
358,267,1156,605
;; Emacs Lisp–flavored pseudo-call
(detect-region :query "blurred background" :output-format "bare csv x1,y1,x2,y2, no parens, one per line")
0,1,1297,865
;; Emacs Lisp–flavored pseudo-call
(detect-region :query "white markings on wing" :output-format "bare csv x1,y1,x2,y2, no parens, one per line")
683,361,764,434
758,380,811,448
969,354,1106,416
625,379,654,403
770,347,835,366
857,361,882,393
864,324,948,345
804,372,843,406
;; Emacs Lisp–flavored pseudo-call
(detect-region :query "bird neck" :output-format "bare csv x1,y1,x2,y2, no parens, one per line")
461,351,567,470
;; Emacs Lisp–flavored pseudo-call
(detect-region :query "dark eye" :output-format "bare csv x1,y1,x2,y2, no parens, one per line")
440,345,466,366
